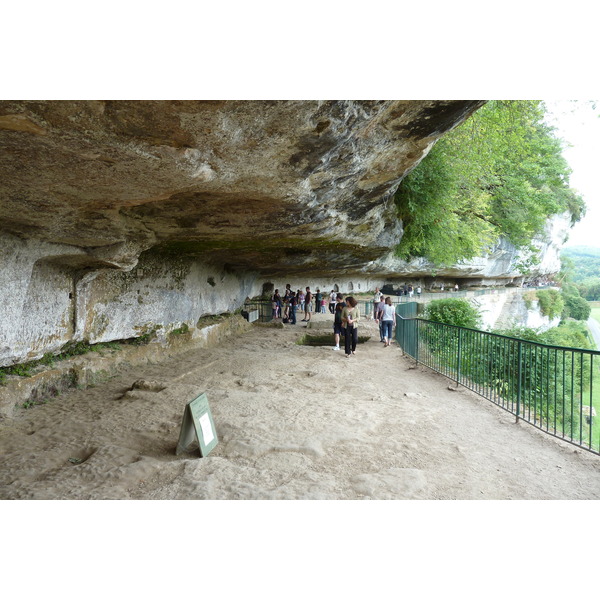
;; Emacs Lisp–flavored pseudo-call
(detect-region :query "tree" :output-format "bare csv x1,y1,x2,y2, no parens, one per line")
563,294,591,321
425,298,481,329
394,101,585,266
578,277,600,301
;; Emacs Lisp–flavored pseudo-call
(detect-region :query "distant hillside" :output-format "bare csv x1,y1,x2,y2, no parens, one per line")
562,246,600,286
562,246,600,258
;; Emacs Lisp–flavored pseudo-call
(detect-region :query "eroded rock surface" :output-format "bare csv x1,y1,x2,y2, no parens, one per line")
1,100,486,364
1,100,483,274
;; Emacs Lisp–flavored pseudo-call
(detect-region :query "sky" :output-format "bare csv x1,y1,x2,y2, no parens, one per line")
545,101,600,248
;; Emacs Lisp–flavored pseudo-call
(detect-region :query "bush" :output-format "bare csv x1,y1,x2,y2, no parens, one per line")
494,322,592,350
562,294,591,321
493,326,544,342
536,289,564,319
425,298,481,329
559,284,591,321
541,321,592,349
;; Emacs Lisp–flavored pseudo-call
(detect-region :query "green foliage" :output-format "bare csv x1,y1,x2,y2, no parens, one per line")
557,254,576,285
197,314,227,329
561,246,600,284
577,277,600,301
123,328,159,346
496,321,592,350
475,321,593,441
522,290,537,310
425,298,481,329
561,247,600,301
562,292,591,321
59,341,95,357
541,321,592,349
3,363,34,377
554,280,591,321
0,340,122,385
395,101,585,266
170,323,190,336
536,289,564,319
493,325,544,343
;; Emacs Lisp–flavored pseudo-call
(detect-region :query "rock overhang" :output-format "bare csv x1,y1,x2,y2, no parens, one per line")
0,99,485,277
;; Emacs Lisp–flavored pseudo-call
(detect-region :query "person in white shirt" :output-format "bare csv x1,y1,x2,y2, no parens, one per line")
329,290,337,314
381,296,396,347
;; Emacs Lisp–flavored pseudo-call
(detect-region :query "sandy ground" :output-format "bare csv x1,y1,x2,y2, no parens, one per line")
1,312,599,500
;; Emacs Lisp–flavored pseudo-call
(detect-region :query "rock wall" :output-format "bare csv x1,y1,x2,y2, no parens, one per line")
0,231,263,366
1,100,570,366
0,224,391,367
0,314,253,418
472,289,561,332
380,213,571,288
2,100,488,366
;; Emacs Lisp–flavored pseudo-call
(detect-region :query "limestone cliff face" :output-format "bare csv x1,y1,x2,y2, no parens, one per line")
0,100,484,275
1,100,486,365
378,213,571,286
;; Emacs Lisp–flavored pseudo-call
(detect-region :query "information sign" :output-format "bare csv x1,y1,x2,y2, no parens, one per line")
176,392,218,457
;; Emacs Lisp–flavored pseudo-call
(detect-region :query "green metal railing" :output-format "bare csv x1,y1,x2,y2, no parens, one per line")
396,303,600,455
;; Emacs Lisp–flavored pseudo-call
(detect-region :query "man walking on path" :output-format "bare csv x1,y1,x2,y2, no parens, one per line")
302,287,313,322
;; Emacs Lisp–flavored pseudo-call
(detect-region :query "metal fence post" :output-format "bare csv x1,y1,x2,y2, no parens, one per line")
456,327,462,386
516,340,522,423
415,319,420,365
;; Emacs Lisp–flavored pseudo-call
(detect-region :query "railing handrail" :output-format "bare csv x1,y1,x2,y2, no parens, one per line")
395,302,599,456
396,313,600,355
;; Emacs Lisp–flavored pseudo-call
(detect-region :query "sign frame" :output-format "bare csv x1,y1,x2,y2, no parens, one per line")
176,392,219,457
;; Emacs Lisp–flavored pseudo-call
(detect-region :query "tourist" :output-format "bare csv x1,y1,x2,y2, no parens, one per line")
298,289,305,312
373,287,383,319
416,285,422,298
272,289,281,320
283,284,293,316
289,291,297,325
374,295,386,342
332,293,346,351
381,296,396,347
454,283,459,292
315,288,322,315
302,287,312,322
341,296,360,357
329,290,336,314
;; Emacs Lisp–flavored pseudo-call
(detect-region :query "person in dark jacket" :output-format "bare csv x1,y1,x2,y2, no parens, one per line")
332,293,346,351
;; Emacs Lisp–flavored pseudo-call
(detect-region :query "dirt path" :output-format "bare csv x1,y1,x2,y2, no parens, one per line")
1,314,599,500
